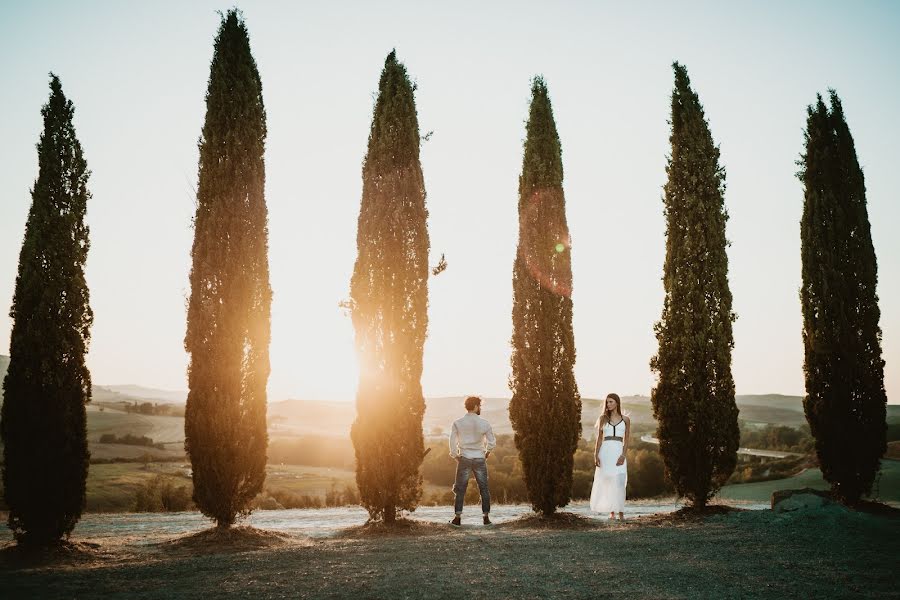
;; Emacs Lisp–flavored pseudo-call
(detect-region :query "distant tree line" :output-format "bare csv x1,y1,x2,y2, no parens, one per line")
98,433,167,450
133,476,193,513
728,455,812,486
422,435,673,505
257,484,360,511
739,424,815,454
121,402,185,417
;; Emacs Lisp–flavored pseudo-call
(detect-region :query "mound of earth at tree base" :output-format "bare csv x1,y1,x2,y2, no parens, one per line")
155,526,301,555
772,487,900,518
336,519,448,538
502,511,599,530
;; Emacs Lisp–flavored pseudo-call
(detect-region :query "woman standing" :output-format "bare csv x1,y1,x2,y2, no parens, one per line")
590,393,630,519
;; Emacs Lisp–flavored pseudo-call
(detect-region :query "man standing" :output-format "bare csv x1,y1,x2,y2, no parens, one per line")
449,396,496,526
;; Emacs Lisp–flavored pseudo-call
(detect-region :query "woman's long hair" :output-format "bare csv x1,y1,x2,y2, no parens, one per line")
603,393,622,423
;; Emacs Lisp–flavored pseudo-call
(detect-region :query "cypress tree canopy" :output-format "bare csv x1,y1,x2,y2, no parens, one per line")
650,63,739,508
509,77,581,516
799,90,887,504
1,74,93,545
184,9,272,527
349,50,430,523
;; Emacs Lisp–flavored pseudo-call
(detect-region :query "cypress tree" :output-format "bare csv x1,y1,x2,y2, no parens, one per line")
1,74,92,545
349,51,429,523
184,10,271,527
798,90,887,504
649,63,739,508
508,77,581,516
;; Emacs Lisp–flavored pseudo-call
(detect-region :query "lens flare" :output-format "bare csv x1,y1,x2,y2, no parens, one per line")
518,188,573,298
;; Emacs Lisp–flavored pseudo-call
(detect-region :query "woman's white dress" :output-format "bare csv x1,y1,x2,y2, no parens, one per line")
590,418,627,513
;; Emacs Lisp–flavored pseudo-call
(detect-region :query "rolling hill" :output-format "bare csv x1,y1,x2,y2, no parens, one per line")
88,391,815,446
1,364,897,457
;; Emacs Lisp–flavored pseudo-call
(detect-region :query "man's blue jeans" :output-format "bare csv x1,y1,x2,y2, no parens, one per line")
453,456,490,515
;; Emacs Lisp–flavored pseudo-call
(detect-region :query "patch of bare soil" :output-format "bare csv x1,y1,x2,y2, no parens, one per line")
772,487,900,519
155,525,299,555
502,511,599,530
336,518,448,538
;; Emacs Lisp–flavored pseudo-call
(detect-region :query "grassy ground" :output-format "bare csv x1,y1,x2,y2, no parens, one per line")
87,405,184,443
0,506,896,599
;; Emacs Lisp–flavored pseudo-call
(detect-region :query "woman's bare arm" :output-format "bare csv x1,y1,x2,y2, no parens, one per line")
617,416,631,466
594,416,605,467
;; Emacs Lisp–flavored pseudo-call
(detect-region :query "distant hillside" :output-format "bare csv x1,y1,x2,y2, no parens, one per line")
7,369,898,446
268,399,356,438
24,384,900,463
0,354,9,389
266,393,813,439
0,361,184,407
0,354,8,404
96,384,186,404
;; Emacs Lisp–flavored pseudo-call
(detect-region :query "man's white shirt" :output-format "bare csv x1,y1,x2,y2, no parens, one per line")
449,412,497,459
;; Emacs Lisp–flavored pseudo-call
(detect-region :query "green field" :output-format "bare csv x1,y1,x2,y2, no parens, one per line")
85,463,191,512
262,464,356,496
719,458,900,504
85,463,366,512
888,404,900,424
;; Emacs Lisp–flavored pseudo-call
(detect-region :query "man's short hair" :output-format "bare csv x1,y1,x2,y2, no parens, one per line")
464,396,482,412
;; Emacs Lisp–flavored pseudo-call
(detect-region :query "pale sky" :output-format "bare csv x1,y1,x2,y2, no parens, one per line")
1,1,898,403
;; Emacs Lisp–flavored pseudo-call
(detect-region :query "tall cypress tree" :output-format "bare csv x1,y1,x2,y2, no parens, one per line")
349,51,429,523
1,75,92,545
184,10,271,528
509,77,581,516
799,90,886,504
650,63,739,508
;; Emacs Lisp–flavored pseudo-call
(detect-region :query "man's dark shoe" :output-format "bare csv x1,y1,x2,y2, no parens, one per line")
483,515,492,526
450,516,461,527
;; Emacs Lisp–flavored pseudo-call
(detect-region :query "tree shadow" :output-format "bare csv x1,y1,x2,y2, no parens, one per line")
0,539,109,570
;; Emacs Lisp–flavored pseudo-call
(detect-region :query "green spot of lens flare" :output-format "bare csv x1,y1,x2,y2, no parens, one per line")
555,243,565,253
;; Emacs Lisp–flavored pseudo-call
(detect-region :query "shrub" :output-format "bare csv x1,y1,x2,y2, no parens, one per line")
134,476,193,512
